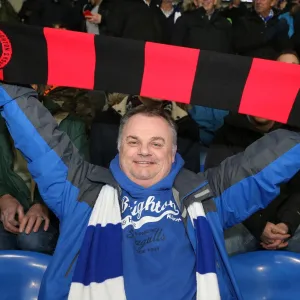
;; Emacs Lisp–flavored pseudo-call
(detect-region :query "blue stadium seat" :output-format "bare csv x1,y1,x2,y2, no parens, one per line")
0,250,51,300
230,251,300,300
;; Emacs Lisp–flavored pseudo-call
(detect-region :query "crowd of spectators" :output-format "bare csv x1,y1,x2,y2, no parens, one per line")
0,0,299,259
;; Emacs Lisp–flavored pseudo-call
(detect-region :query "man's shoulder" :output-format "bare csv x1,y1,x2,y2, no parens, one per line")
78,165,118,208
173,168,207,196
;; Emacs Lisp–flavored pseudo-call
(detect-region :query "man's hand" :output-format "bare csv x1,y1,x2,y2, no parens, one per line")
0,194,24,234
86,13,102,24
19,204,50,234
260,222,290,250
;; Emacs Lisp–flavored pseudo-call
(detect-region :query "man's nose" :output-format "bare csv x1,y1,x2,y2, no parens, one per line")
138,143,150,156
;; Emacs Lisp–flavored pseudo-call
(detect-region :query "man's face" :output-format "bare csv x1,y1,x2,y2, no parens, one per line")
119,114,176,188
255,0,275,15
194,0,215,11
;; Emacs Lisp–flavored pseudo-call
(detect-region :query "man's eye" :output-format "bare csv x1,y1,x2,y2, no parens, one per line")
152,143,162,148
128,141,138,145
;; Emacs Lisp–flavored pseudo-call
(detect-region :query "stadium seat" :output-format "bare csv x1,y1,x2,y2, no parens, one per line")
0,251,51,300
230,251,300,300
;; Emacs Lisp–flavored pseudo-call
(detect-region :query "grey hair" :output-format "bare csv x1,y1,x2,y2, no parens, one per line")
117,105,178,152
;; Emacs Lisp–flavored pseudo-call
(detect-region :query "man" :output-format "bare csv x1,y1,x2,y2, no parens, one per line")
204,51,300,255
205,113,300,254
172,0,233,53
105,0,165,42
233,0,292,59
1,83,300,300
0,83,90,254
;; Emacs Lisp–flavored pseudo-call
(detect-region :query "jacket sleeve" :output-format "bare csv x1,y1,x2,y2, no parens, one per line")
242,210,268,240
0,83,91,221
277,192,300,235
171,15,188,46
204,129,300,229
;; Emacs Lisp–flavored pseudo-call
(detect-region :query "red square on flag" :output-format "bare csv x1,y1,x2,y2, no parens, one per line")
140,42,199,104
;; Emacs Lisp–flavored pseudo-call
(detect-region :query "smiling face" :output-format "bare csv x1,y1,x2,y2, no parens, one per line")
119,113,176,188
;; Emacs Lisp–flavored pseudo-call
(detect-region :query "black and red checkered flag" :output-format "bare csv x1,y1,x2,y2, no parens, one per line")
0,22,300,125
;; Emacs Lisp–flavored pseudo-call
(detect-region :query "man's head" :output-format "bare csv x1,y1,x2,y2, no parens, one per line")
277,51,300,64
193,0,216,12
254,0,275,17
118,105,177,188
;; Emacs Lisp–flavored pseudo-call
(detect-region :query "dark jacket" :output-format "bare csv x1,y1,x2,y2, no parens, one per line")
172,8,233,53
106,0,164,42
293,10,300,57
90,96,201,172
233,10,293,59
151,2,182,44
205,113,300,239
220,2,249,24
3,84,300,299
21,0,83,30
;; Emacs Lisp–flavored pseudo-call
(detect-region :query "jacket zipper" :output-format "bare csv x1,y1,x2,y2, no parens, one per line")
65,251,80,278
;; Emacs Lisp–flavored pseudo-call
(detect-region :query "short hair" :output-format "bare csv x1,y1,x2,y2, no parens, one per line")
277,50,300,63
117,105,178,151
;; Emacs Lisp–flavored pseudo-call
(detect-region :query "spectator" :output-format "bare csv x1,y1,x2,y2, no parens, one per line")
90,94,201,172
39,85,95,138
172,0,233,53
204,51,300,256
152,0,183,43
83,0,115,34
279,1,300,37
21,0,83,30
106,0,165,42
189,105,229,146
2,82,300,300
221,0,249,24
0,114,57,254
0,83,90,254
292,4,300,57
233,0,293,59
0,0,20,23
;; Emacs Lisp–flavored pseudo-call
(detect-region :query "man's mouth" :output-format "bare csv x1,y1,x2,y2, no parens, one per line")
134,161,155,165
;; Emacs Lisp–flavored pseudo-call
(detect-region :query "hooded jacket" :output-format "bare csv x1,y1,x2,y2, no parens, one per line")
1,83,300,300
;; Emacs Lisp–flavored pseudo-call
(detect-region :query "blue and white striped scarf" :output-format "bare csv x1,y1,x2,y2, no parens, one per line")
68,185,220,300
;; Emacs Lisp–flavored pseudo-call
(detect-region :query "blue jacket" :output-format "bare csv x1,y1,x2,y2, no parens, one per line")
189,106,229,146
1,83,300,300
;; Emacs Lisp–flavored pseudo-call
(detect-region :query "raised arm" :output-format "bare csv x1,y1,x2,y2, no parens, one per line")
205,129,300,229
0,83,90,221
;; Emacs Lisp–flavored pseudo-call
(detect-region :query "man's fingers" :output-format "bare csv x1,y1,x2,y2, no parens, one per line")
277,242,289,249
44,217,50,231
3,216,19,234
25,216,36,234
17,205,25,222
33,217,43,233
269,233,290,240
19,215,29,233
263,240,283,250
